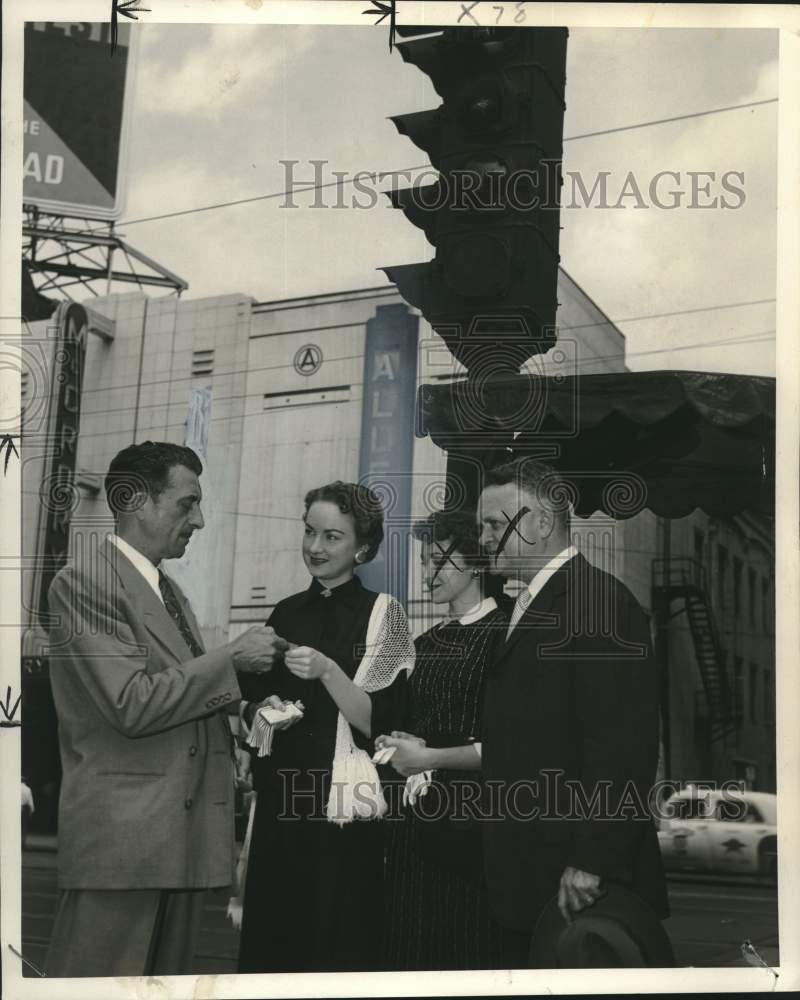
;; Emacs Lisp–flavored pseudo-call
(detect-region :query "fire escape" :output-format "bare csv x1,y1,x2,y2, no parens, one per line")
652,558,737,742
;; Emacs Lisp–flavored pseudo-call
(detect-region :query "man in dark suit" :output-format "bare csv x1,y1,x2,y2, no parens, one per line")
45,441,284,977
477,459,668,967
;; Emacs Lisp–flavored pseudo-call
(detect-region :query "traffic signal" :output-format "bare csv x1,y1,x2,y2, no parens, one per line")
382,27,568,373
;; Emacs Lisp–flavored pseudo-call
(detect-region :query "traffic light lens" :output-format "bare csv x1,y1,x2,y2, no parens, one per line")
468,95,499,127
466,157,507,179
442,234,511,297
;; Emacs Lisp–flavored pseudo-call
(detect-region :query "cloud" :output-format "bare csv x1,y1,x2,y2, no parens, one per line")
558,31,777,375
115,25,778,376
135,24,316,120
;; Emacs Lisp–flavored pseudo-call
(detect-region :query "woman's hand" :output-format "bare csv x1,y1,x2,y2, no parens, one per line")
375,731,426,751
379,735,433,778
284,646,335,682
391,730,426,746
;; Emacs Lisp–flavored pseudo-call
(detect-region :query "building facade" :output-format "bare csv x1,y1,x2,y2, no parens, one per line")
20,274,776,833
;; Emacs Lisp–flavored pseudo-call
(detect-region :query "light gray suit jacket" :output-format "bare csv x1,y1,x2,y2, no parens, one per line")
47,539,242,890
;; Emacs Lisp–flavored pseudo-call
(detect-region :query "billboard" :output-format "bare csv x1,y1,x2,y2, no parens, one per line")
23,22,137,219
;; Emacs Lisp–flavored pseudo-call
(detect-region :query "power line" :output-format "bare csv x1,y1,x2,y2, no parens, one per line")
64,328,775,439
560,297,776,333
600,329,775,364
84,98,776,231
562,98,777,143
51,297,778,403
83,167,425,230
53,329,778,435
74,351,368,399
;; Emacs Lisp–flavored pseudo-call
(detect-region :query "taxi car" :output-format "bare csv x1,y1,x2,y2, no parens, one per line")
657,788,777,879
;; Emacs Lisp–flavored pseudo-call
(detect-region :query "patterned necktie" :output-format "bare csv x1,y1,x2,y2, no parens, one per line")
158,570,203,657
159,570,236,760
506,589,533,640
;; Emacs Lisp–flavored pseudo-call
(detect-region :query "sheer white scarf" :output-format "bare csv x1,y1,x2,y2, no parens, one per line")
326,592,415,825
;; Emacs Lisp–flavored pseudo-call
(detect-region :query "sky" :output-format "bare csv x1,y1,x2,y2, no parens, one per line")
111,23,778,376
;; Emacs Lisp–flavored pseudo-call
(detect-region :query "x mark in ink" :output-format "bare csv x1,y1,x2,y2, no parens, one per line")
493,506,534,563
430,538,464,587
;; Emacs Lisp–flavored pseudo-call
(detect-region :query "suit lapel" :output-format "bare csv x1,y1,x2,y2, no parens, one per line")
493,555,580,665
102,541,193,665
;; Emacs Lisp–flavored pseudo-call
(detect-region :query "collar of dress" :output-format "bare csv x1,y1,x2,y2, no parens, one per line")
441,595,498,627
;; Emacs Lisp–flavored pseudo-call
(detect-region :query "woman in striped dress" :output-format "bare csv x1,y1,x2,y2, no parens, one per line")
377,510,510,970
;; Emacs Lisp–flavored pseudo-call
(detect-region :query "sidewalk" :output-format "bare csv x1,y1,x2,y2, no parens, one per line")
20,843,777,975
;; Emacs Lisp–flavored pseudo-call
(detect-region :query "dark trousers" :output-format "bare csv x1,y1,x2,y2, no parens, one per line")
45,887,206,977
497,923,532,969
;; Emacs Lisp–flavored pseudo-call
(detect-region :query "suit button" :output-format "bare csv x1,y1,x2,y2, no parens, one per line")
189,746,197,756
184,797,193,810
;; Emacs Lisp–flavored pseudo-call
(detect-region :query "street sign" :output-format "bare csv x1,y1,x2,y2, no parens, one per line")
23,22,137,219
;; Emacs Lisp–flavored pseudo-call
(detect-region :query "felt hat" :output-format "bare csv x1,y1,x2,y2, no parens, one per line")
529,884,675,968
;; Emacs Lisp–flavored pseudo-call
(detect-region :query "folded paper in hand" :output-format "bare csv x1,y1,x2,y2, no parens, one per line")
371,745,397,766
246,702,304,758
403,770,433,807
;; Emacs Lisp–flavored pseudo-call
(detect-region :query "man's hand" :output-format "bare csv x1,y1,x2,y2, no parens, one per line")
558,866,605,923
284,646,334,682
376,734,432,778
229,626,289,674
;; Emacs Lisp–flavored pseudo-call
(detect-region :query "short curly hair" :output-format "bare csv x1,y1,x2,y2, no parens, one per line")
412,509,485,568
303,481,385,563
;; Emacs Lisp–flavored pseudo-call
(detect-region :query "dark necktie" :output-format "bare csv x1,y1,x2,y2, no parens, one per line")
158,570,203,657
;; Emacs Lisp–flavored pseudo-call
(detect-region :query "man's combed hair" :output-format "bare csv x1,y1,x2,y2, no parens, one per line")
412,509,486,568
105,441,202,517
304,481,385,563
485,458,572,532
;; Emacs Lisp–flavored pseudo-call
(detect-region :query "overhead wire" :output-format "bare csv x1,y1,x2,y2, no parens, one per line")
40,294,778,403
25,97,777,430
61,327,775,440
85,98,777,231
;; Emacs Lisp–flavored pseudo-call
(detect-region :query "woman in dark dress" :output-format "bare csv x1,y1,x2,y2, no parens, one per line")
237,482,414,973
378,510,509,970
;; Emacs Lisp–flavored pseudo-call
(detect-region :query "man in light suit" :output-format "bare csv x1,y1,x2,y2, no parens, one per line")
45,441,283,977
477,459,668,967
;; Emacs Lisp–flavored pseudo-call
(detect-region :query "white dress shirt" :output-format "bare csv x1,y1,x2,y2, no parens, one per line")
521,543,579,605
107,533,164,605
